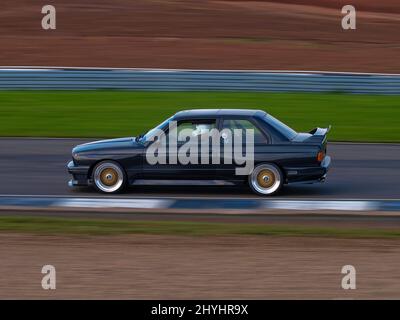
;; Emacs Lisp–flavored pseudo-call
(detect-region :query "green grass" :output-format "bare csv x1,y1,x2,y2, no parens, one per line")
0,91,399,142
0,216,400,238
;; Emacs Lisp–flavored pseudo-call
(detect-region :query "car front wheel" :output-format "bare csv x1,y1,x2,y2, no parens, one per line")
248,163,283,196
92,161,126,193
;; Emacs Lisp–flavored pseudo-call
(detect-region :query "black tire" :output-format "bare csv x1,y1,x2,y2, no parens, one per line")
248,163,283,196
92,161,127,193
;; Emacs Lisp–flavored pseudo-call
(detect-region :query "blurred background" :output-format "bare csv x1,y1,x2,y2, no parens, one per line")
1,0,400,72
1,1,400,300
0,0,399,142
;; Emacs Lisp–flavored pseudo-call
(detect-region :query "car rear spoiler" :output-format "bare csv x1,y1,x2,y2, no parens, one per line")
305,125,331,143
309,125,331,136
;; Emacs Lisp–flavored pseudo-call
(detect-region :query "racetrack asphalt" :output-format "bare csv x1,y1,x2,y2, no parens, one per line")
0,138,399,200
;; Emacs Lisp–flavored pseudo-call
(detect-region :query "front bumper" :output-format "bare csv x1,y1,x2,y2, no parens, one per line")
67,161,90,187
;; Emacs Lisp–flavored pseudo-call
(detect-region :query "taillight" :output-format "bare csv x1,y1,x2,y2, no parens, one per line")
317,151,325,162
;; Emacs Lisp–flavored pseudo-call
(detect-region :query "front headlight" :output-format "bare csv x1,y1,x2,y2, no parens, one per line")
72,151,80,163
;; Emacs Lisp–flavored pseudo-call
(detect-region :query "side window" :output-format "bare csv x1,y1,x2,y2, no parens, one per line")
176,119,216,139
222,119,268,144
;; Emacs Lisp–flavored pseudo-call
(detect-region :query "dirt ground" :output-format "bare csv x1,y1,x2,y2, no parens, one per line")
0,0,399,72
1,233,400,299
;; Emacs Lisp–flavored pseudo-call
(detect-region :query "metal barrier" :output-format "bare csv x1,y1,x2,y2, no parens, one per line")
0,67,400,94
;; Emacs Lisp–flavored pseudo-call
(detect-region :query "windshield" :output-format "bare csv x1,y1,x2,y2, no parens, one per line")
263,114,297,140
140,116,173,142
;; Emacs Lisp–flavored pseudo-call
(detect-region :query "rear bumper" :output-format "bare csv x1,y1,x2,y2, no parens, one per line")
67,161,90,187
321,155,331,171
285,155,331,184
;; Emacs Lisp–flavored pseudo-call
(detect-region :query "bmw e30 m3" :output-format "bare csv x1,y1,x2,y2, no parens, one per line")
68,109,331,195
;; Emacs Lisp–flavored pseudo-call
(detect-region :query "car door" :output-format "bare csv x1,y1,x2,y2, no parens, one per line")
216,117,270,179
142,118,217,179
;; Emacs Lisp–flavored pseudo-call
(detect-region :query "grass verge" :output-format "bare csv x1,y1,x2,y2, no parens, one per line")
1,216,400,238
0,91,399,142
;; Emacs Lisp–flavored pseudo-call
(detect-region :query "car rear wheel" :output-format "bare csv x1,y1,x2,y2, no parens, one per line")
92,161,126,193
248,163,283,196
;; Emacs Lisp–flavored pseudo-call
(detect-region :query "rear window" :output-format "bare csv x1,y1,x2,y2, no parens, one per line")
263,114,297,140
222,119,268,144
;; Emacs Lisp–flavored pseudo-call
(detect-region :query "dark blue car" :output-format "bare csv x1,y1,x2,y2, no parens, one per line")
68,109,331,195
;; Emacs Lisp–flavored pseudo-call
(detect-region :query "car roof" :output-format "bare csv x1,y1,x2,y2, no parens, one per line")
174,109,266,119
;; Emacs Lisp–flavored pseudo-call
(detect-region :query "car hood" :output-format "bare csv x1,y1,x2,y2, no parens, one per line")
72,137,140,154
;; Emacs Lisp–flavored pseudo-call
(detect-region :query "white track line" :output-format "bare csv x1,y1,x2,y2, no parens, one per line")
265,200,379,211
56,198,173,209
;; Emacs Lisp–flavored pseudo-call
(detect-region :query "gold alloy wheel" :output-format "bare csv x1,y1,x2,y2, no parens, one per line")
100,168,118,187
256,169,275,189
93,162,125,193
249,164,282,195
